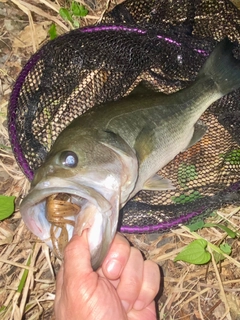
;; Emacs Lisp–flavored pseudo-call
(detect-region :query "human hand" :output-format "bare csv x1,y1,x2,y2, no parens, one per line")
54,231,160,320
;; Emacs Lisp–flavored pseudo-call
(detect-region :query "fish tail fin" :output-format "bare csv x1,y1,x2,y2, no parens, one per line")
198,38,240,95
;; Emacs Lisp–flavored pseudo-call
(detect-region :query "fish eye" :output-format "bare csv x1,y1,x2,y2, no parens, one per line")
60,151,78,168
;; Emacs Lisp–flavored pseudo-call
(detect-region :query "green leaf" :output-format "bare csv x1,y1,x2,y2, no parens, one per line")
204,223,237,238
186,220,205,232
70,0,78,14
79,4,88,17
59,7,73,23
0,306,6,313
213,251,225,264
17,255,31,293
0,195,15,220
219,243,231,255
48,23,57,40
71,2,88,17
0,144,12,151
174,239,211,264
73,19,80,28
213,243,231,264
210,211,217,217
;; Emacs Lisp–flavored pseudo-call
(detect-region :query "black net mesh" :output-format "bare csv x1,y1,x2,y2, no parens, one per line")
8,0,240,233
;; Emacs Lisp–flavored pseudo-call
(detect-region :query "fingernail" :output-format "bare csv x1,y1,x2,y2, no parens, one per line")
133,300,145,310
106,259,122,278
121,300,130,312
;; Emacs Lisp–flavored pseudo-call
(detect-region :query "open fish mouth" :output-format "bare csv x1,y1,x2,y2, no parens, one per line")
20,177,114,269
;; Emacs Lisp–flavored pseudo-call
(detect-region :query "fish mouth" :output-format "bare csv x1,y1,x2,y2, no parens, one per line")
20,177,117,270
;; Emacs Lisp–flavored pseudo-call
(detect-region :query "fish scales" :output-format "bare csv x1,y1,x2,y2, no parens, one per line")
55,77,221,195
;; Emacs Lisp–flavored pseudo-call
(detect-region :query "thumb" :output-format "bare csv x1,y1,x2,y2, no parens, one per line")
63,230,93,280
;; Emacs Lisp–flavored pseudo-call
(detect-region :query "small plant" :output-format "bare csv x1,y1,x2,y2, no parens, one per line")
48,1,88,39
175,239,211,264
0,195,15,220
48,23,57,40
17,254,31,294
174,219,237,265
187,219,237,237
59,1,88,28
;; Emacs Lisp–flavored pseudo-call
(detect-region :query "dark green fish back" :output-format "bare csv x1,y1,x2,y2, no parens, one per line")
8,0,240,232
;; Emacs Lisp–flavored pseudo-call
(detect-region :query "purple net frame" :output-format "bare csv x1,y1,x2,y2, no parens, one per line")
9,24,230,234
8,24,209,181
121,181,240,233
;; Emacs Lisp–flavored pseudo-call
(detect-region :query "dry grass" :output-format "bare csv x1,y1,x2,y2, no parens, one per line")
125,207,240,320
0,0,240,319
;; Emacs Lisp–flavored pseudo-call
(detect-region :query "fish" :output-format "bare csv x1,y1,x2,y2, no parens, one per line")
20,39,240,270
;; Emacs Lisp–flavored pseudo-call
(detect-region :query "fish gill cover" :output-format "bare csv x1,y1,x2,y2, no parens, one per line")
8,0,240,233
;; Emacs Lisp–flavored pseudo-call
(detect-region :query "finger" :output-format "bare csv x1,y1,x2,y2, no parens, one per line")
128,301,157,320
63,230,92,281
101,233,131,280
116,247,144,312
133,260,160,311
61,230,99,305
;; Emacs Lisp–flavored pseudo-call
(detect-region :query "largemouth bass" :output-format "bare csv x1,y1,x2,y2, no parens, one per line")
20,39,240,270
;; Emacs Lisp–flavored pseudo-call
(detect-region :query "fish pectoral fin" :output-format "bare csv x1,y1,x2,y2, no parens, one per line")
182,120,207,151
143,175,176,191
99,130,138,186
134,125,156,163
